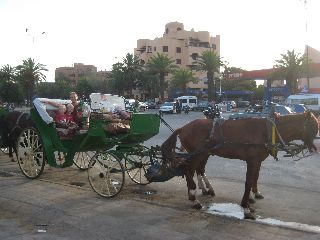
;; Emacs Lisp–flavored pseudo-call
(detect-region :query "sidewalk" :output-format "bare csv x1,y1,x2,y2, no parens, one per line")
1,154,319,239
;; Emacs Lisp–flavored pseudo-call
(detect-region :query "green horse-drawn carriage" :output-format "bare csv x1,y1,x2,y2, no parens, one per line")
16,94,161,197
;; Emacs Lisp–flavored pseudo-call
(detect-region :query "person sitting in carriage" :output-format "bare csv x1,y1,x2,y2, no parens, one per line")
54,104,78,138
69,92,90,129
41,99,79,138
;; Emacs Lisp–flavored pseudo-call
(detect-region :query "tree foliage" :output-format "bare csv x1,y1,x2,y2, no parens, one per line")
170,68,197,95
193,50,223,101
16,58,48,104
272,50,308,94
109,54,143,98
0,64,18,102
147,52,177,99
137,71,160,100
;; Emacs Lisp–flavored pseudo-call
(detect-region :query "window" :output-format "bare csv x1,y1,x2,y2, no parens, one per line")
292,98,318,105
176,59,181,64
176,47,181,53
211,44,216,50
147,46,152,53
191,53,198,60
163,46,168,52
154,47,156,51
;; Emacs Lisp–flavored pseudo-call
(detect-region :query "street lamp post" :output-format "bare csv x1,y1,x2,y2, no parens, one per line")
214,72,222,102
304,0,310,90
25,28,46,59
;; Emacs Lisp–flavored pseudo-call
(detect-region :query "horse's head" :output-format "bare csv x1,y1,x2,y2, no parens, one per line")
302,110,319,152
146,153,187,183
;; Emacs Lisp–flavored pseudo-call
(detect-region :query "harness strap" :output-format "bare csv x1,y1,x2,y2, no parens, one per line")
9,112,27,136
265,118,286,147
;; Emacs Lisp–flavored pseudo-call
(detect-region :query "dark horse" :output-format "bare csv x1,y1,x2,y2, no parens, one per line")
0,110,34,161
160,111,319,219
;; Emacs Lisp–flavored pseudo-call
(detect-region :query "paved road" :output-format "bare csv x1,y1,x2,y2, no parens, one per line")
0,110,319,239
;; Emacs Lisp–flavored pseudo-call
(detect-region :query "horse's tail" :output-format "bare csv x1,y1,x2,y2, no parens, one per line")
161,128,182,161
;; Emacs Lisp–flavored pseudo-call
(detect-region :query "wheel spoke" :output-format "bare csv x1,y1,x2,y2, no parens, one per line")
88,152,124,198
125,147,154,185
17,128,45,179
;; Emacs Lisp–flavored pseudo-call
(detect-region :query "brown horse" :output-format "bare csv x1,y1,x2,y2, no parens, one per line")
160,111,319,219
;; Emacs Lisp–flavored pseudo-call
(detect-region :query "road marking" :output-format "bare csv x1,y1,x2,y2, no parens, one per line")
205,203,320,234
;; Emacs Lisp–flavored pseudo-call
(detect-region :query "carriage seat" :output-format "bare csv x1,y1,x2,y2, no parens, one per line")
33,98,80,139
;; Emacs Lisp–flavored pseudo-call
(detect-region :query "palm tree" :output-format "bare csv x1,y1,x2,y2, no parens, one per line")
16,58,48,104
0,64,17,102
193,50,223,101
171,68,197,95
110,62,126,96
272,50,308,94
147,53,177,100
138,71,160,100
122,53,143,97
0,64,16,83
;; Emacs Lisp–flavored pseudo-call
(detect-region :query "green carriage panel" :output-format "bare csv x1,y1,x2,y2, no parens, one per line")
119,113,160,144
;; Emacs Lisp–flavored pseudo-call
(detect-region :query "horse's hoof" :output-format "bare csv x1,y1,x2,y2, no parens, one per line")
254,192,264,199
249,206,256,213
188,196,196,201
192,201,203,210
202,190,210,195
248,196,256,204
208,189,215,197
244,209,256,220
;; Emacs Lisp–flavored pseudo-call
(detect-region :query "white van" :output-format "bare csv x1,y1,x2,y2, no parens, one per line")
176,96,197,110
285,94,320,113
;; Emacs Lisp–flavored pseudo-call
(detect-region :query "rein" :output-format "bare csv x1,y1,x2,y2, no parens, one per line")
158,114,175,133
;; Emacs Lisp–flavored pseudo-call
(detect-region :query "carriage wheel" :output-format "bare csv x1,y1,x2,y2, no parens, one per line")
88,151,125,198
73,151,95,170
124,147,160,185
17,127,45,179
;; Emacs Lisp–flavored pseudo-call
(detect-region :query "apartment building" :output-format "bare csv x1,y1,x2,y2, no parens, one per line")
134,22,220,98
96,70,112,81
55,63,98,86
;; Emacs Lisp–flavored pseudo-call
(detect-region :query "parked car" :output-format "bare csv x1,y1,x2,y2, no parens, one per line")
194,101,211,111
125,99,146,112
237,100,250,108
159,102,175,114
229,103,294,120
139,102,147,111
145,101,156,109
286,104,308,113
217,100,236,109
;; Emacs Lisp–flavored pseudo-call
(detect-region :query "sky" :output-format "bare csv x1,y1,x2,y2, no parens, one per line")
0,0,319,82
